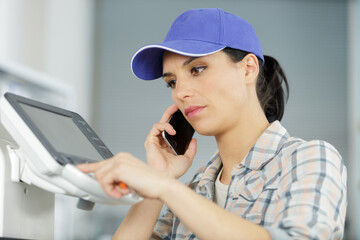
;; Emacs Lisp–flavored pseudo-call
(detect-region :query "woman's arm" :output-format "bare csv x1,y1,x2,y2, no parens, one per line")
78,105,198,239
264,140,347,239
159,178,272,240
112,199,164,240
81,153,271,240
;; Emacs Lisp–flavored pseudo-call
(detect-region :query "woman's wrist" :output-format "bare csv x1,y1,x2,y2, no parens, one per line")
158,176,177,202
158,177,179,201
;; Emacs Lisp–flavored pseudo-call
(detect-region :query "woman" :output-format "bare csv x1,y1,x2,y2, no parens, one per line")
78,8,347,239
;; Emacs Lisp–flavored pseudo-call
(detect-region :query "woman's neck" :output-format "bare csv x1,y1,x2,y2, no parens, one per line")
215,108,269,185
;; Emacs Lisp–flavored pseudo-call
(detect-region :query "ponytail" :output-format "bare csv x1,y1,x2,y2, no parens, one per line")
257,55,289,123
222,48,289,123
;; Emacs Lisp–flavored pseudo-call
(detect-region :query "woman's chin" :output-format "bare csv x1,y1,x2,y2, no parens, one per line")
191,119,222,136
193,127,216,136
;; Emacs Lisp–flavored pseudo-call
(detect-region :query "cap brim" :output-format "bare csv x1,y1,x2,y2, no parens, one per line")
131,40,225,80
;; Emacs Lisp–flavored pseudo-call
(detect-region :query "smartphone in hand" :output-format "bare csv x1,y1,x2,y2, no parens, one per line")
162,109,195,155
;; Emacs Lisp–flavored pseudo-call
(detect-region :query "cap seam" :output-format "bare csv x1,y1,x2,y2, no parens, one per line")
217,8,224,44
164,38,225,45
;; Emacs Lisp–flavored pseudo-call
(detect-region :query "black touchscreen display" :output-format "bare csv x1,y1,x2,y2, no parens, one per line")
20,103,103,162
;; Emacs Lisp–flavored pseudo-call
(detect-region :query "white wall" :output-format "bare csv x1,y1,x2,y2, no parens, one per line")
43,0,95,120
0,0,95,121
347,0,360,239
0,1,96,239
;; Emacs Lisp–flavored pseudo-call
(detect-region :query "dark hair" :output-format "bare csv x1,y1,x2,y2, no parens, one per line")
222,47,289,123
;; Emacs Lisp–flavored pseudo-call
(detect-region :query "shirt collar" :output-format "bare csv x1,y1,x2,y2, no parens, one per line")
240,120,289,171
189,121,290,186
189,152,221,187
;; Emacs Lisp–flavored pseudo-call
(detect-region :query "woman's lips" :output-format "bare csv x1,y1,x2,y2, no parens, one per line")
185,106,205,119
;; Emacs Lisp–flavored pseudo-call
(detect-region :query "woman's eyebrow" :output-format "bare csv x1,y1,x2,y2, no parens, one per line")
162,72,173,79
183,57,197,66
162,57,198,78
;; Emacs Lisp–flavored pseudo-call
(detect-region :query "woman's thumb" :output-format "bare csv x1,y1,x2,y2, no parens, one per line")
184,138,197,160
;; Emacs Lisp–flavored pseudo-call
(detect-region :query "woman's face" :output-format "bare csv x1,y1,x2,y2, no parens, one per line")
162,50,256,136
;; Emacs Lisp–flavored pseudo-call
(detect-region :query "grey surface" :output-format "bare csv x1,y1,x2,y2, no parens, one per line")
85,0,349,239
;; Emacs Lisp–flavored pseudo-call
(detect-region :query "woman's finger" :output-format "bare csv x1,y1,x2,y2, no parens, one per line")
151,122,176,136
144,122,176,147
93,153,139,180
144,105,179,151
184,138,197,160
77,160,126,198
76,160,108,173
99,160,138,198
159,104,178,123
103,181,131,199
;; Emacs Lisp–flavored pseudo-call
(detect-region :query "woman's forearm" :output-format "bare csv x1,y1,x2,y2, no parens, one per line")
112,198,164,240
160,179,272,240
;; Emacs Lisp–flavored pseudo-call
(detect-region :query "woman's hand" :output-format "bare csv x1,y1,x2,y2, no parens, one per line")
144,104,197,179
77,152,172,199
77,105,197,199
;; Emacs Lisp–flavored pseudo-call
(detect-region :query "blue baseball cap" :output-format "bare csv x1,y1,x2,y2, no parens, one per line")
131,8,264,80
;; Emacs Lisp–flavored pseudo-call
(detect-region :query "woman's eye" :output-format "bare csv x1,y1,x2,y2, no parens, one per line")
166,80,176,89
191,66,207,76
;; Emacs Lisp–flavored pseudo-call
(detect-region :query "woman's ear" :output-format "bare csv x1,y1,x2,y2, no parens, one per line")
241,54,259,85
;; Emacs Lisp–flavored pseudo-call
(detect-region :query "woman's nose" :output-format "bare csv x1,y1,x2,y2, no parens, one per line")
174,77,193,100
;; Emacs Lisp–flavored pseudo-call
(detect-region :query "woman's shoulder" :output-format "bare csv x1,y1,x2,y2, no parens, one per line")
280,137,343,167
270,137,346,183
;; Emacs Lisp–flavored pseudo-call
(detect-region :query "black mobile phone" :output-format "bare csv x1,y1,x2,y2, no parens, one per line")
162,109,195,155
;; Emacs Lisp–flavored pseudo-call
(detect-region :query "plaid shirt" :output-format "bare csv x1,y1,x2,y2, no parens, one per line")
152,121,347,239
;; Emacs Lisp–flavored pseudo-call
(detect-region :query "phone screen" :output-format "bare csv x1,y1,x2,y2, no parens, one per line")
162,109,195,155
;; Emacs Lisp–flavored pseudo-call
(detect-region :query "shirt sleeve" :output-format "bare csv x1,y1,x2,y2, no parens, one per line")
151,205,174,240
151,164,209,240
265,140,347,240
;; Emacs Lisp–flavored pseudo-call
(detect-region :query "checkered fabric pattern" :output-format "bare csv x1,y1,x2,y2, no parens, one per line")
152,121,347,239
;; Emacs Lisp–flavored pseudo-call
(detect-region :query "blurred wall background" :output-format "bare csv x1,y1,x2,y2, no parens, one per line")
0,0,94,119
0,0,358,239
